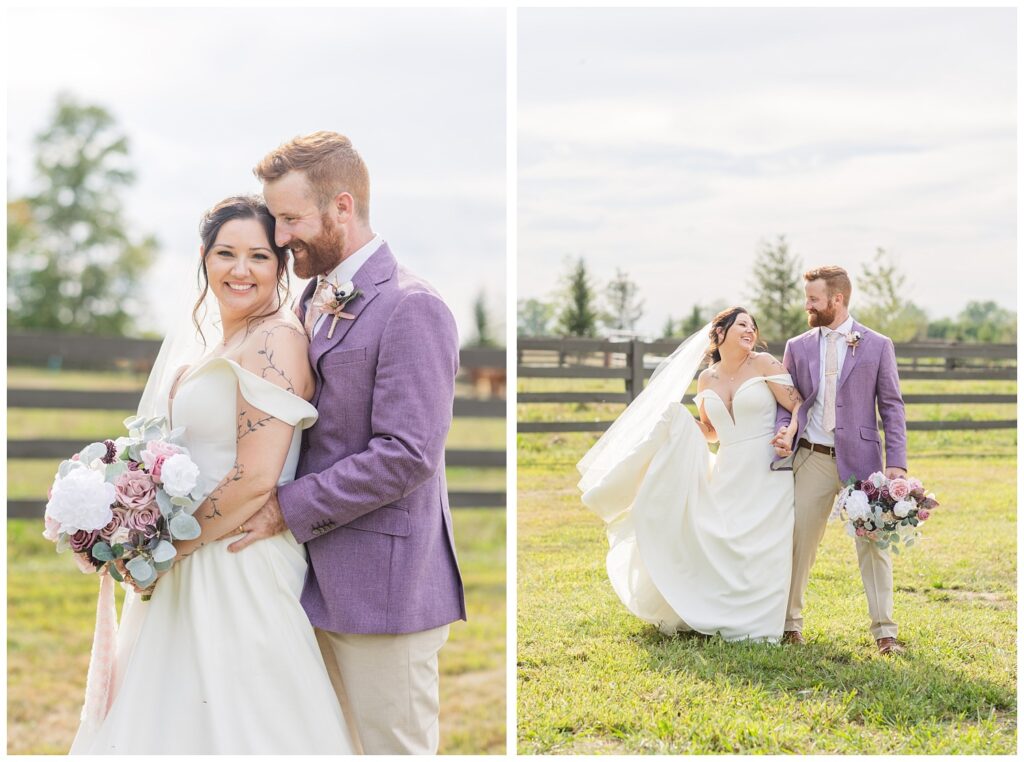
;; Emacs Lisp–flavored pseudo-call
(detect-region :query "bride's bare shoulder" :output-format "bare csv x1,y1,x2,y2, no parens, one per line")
237,315,313,398
752,351,786,375
697,365,716,390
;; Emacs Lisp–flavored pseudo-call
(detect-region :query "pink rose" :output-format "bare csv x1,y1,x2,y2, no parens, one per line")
73,552,98,574
908,477,924,492
862,481,879,499
69,528,100,553
126,504,161,534
114,470,157,511
99,507,130,541
889,478,911,501
917,509,930,521
141,440,184,482
43,514,61,542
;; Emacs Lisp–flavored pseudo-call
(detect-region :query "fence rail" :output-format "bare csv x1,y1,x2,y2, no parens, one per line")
517,337,1017,433
8,332,506,517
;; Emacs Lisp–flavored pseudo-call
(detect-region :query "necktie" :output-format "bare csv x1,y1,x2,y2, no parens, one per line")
822,330,842,432
303,278,330,340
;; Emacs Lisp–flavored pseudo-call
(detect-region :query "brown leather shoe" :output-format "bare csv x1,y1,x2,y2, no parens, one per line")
781,630,805,645
876,637,906,655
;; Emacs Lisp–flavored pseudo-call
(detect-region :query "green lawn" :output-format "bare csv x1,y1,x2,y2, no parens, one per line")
517,419,1016,754
7,367,506,754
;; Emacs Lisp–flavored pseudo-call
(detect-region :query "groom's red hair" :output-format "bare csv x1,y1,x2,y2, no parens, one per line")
804,265,852,306
254,131,371,222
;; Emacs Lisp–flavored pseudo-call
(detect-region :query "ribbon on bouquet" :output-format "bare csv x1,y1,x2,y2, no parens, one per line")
79,572,118,730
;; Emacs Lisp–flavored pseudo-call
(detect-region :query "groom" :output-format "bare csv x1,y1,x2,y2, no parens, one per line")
772,266,908,655
232,131,466,753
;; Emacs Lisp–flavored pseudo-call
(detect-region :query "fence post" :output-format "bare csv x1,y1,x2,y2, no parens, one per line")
627,340,645,401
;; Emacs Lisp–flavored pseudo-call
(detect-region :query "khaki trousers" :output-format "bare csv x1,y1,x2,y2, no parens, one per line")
786,447,898,640
315,624,450,755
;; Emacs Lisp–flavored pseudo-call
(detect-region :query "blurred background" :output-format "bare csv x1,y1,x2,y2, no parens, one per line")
7,7,506,754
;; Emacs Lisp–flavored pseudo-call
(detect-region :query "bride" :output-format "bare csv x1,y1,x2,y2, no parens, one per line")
70,196,355,753
578,307,802,642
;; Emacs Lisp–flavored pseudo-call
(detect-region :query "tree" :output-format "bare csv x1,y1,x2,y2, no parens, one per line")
955,301,1016,343
661,315,677,338
603,268,644,332
680,304,707,336
857,248,928,342
7,94,157,335
747,235,805,342
518,297,555,336
469,288,498,347
555,257,599,337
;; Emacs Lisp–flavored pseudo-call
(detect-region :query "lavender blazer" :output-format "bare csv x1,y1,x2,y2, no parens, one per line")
773,321,907,482
277,243,466,635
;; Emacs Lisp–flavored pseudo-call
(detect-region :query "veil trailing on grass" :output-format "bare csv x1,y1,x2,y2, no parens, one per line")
79,291,222,733
577,323,712,494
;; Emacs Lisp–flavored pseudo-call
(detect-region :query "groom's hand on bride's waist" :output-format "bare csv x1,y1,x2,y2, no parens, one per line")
227,488,288,553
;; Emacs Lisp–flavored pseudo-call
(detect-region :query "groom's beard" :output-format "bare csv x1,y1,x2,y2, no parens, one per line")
289,215,346,279
807,305,836,328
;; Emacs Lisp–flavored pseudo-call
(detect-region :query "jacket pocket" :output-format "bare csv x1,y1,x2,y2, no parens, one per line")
322,346,367,368
342,506,411,537
859,426,880,442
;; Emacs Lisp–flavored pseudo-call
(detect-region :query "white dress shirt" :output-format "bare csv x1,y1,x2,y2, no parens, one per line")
307,233,383,334
804,314,855,447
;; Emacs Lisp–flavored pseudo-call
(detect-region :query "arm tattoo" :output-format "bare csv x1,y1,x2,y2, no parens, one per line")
256,324,305,393
204,461,245,519
237,409,275,440
787,386,803,405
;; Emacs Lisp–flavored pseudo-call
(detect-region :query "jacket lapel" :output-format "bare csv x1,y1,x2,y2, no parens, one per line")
804,329,821,398
837,320,866,391
296,278,318,325
309,243,397,368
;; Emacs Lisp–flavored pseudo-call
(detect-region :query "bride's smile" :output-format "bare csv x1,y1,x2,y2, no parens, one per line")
203,217,282,322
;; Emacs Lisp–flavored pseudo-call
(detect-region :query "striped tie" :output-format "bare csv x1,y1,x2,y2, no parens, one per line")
822,330,842,432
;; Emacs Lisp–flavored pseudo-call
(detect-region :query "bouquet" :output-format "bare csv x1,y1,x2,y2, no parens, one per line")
831,471,939,552
43,415,204,595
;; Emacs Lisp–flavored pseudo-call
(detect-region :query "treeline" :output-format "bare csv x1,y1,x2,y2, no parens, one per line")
518,237,1016,343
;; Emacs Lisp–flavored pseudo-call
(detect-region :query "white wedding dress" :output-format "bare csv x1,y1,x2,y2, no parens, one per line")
70,357,356,754
581,373,795,642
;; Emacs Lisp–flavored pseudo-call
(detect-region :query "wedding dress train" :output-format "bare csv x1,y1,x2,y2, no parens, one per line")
581,374,795,642
70,357,355,754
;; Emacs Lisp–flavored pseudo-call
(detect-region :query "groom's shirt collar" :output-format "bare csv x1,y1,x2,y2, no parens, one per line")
322,232,384,287
819,314,854,339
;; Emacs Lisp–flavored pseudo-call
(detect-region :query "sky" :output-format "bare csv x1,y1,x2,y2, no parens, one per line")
7,7,505,341
518,7,1016,336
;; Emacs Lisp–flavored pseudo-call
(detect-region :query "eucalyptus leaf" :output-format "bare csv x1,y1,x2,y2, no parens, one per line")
123,415,144,432
153,559,174,572
891,544,901,555
170,495,194,509
79,442,107,464
151,540,177,563
104,460,128,481
143,424,163,442
108,565,124,582
156,490,173,518
910,517,919,527
169,512,201,541
111,543,125,559
92,542,114,562
126,556,156,586
56,534,70,553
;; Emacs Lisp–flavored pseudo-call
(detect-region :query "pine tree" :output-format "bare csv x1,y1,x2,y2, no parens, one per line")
747,235,805,342
556,257,599,337
7,94,157,335
603,268,644,332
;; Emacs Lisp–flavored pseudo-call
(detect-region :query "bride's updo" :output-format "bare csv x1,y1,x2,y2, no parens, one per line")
193,195,290,341
707,306,763,363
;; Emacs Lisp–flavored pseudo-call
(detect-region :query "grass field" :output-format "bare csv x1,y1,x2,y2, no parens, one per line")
7,367,506,755
517,377,1016,754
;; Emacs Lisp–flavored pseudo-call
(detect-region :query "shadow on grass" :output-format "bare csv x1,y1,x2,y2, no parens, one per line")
634,627,1015,728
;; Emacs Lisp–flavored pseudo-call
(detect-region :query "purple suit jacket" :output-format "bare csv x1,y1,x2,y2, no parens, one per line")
278,243,466,635
773,321,907,482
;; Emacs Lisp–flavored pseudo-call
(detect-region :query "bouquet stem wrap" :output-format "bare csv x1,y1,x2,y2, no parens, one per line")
79,572,118,730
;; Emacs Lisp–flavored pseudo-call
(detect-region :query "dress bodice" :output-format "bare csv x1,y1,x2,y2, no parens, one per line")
171,357,319,501
693,373,793,446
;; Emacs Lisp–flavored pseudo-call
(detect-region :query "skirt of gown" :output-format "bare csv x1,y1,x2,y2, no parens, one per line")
70,531,355,754
581,377,795,642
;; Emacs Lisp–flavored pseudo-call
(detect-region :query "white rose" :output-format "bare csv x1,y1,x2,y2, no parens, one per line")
844,490,871,521
160,453,200,498
46,468,116,532
110,527,132,546
868,472,887,488
893,499,914,519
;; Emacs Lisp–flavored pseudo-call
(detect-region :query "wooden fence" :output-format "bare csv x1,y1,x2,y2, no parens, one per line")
517,337,1016,433
8,332,506,518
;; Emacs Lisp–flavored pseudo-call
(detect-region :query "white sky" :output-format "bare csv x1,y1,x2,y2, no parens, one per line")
519,7,1016,335
7,7,505,341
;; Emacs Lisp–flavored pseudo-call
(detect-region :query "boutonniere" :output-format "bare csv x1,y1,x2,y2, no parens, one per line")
313,279,362,339
847,331,862,356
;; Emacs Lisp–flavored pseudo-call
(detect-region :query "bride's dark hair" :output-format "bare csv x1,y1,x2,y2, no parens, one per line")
707,306,764,363
193,195,290,344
